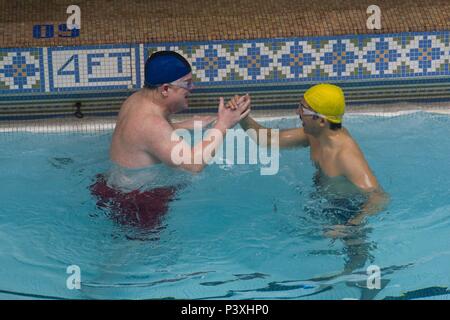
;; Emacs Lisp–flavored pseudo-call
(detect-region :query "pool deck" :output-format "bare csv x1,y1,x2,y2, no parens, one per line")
1,102,449,133
2,0,450,48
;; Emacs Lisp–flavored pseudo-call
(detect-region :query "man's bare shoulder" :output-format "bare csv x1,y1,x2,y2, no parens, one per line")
115,95,173,146
335,129,378,184
121,112,171,149
336,137,379,191
141,113,172,133
334,131,368,170
340,129,365,155
118,91,144,114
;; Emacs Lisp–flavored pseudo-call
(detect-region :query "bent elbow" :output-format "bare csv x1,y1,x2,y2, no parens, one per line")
380,190,390,208
367,188,390,212
190,164,204,173
182,164,204,173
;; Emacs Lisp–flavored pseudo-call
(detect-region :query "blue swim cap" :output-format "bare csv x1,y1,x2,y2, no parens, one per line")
144,51,192,87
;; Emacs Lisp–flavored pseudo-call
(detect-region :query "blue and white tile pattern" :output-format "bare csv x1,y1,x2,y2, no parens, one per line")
1,32,450,98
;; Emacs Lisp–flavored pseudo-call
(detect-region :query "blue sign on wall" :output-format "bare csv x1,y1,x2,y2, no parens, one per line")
33,24,79,39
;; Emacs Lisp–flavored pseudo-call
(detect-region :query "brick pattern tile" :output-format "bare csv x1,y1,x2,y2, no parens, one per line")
1,0,450,48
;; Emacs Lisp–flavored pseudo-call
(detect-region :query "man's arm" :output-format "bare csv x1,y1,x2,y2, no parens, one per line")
348,190,390,225
140,116,224,173
171,115,216,130
141,98,249,173
229,94,309,148
240,115,310,148
338,149,390,225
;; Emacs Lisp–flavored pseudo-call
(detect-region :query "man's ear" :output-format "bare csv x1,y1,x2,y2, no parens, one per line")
160,84,170,97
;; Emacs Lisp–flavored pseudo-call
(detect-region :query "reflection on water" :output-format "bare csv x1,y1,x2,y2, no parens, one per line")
105,163,192,192
194,264,413,300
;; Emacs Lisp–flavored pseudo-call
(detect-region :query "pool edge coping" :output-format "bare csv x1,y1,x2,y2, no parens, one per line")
1,106,450,133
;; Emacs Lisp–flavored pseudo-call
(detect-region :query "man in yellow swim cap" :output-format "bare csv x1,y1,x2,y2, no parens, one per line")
229,84,389,235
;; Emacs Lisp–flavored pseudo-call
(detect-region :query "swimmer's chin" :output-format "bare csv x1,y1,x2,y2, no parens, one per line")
180,102,189,111
175,106,189,113
173,103,189,113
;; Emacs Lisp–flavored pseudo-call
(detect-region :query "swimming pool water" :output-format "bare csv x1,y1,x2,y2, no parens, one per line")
0,111,449,300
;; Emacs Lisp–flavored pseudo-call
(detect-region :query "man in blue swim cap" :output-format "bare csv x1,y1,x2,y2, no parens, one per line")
110,51,250,171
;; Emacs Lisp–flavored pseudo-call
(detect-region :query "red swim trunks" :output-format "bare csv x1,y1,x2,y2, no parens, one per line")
90,174,178,230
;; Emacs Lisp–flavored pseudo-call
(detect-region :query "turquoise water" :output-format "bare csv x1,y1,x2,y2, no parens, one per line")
0,111,450,300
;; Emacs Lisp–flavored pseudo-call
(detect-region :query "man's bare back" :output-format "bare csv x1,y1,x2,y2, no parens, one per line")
110,91,163,168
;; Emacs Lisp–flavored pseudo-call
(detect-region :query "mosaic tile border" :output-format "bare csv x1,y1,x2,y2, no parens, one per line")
0,47,46,93
145,32,450,84
1,31,450,100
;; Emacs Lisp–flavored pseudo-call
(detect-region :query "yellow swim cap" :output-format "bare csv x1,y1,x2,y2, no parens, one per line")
304,84,345,124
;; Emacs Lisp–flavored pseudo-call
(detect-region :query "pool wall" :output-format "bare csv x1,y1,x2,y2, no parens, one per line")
1,0,450,121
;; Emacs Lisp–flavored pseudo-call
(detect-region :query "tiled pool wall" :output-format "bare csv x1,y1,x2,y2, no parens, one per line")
1,0,450,121
2,31,450,121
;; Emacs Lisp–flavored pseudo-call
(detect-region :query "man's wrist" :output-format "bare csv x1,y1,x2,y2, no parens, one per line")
214,120,229,134
239,115,251,129
240,114,250,122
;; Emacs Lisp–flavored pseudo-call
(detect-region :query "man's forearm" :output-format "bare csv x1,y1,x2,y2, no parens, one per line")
184,122,227,172
240,116,273,146
172,119,196,130
240,116,264,131
348,190,390,225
